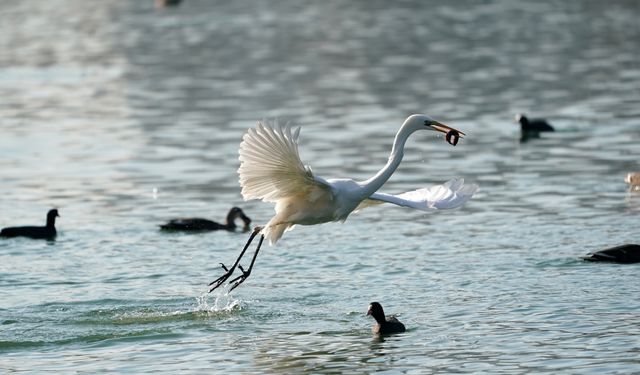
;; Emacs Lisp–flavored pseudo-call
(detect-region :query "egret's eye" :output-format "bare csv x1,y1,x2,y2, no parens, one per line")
424,120,430,126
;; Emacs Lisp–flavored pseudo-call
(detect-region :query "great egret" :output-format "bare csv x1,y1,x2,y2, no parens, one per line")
209,114,478,292
160,207,251,232
0,209,59,240
367,302,406,334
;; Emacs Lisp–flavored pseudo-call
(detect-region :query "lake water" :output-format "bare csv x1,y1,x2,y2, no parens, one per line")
1,1,640,373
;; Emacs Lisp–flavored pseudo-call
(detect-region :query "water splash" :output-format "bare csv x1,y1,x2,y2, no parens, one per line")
195,289,244,315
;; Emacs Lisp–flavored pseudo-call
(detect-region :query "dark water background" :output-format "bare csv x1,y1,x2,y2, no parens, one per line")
1,1,639,373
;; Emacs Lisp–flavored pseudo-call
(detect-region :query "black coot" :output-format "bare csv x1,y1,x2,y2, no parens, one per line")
583,244,640,264
0,209,59,240
155,0,182,8
367,302,406,335
515,113,554,141
160,207,251,232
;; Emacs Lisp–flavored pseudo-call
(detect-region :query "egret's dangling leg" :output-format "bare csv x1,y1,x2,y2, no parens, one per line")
208,226,264,292
227,233,264,291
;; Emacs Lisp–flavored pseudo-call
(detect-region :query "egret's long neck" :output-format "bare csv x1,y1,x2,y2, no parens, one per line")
360,124,416,196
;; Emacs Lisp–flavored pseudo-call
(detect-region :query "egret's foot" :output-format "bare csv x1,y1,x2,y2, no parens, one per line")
207,226,263,293
228,265,252,292
208,263,235,292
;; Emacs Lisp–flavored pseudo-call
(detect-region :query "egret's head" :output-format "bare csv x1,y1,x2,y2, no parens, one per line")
403,114,465,146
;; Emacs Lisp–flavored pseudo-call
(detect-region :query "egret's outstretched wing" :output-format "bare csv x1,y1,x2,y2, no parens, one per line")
238,121,331,203
355,178,478,212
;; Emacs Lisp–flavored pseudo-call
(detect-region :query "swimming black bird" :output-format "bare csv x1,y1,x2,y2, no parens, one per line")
155,0,182,8
0,209,59,240
583,244,640,264
515,113,555,133
367,302,406,335
160,207,252,232
515,113,554,142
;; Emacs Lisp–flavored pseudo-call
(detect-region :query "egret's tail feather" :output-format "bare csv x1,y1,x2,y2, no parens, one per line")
262,223,290,245
358,178,478,212
398,178,478,210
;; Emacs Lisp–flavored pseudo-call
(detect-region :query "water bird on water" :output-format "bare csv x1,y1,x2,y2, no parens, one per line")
515,113,554,141
155,0,182,8
367,302,406,334
625,172,640,191
209,114,478,292
160,207,251,232
583,244,640,264
0,209,59,240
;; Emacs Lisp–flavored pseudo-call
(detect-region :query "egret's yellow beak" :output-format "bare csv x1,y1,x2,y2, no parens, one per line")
429,122,466,146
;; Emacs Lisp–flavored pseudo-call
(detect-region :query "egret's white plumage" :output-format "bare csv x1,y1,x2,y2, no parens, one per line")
210,114,478,292
356,177,478,212
238,115,478,245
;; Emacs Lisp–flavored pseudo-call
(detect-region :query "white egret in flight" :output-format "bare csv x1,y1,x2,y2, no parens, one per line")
209,114,478,292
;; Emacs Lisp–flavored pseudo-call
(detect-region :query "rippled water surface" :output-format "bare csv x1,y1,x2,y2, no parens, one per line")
1,1,640,373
